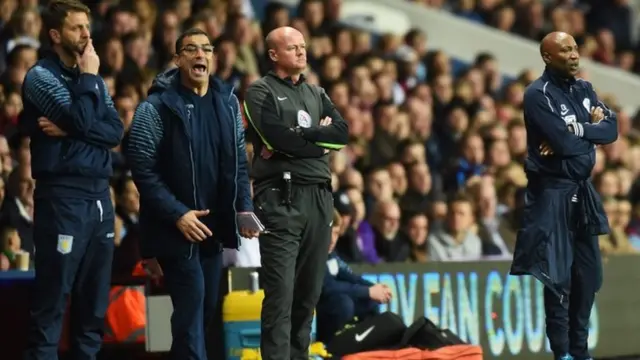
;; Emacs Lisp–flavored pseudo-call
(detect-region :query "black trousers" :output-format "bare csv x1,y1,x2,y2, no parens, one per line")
544,232,600,360
25,197,114,360
255,183,333,360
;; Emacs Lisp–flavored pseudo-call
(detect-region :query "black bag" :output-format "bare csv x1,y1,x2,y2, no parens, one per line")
400,317,466,350
326,311,407,357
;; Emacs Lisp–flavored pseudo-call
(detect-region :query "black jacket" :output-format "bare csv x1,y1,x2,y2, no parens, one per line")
243,72,348,193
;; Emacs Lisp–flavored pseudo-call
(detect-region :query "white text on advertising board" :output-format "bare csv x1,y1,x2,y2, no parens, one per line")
361,271,599,357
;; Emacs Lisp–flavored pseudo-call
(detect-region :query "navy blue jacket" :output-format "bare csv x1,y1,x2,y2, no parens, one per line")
511,69,616,298
20,53,124,199
319,252,373,302
126,68,252,259
523,69,617,180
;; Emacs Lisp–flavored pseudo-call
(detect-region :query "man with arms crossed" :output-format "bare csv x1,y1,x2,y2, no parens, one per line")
244,26,349,360
126,28,256,360
20,1,124,358
511,31,617,360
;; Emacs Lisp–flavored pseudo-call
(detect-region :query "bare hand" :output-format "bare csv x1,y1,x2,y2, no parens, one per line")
260,147,273,159
539,141,554,156
177,210,213,242
77,39,100,75
319,117,332,126
239,229,260,238
369,284,392,303
590,106,604,123
238,212,260,238
38,117,67,136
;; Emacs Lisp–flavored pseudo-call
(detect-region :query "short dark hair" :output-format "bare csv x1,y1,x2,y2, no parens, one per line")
42,0,90,34
175,28,211,54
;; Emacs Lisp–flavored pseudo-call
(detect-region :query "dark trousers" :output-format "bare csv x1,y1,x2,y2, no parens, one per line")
256,184,333,360
157,246,222,360
25,197,114,360
316,294,379,344
544,233,599,360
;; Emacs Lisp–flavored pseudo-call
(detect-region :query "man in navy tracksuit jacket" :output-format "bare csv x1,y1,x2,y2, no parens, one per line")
126,28,254,360
510,32,617,360
19,2,124,358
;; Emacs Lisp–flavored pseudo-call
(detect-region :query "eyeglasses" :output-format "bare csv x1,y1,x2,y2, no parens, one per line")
179,44,214,55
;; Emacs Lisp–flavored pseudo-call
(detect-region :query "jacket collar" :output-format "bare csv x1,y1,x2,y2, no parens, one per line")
542,67,576,92
150,68,234,122
42,50,80,77
267,70,306,87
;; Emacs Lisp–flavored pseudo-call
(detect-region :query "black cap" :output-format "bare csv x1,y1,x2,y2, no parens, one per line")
333,190,353,216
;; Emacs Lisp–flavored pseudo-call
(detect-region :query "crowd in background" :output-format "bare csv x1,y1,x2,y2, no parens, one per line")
416,0,640,74
0,0,640,273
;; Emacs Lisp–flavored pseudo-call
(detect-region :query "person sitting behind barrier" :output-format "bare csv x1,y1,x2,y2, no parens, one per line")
316,209,392,343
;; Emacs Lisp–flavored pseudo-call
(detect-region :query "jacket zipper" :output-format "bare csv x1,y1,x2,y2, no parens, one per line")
181,107,196,260
229,92,240,249
188,141,196,259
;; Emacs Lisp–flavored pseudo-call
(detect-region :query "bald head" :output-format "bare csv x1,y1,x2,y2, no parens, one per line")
266,26,303,51
539,31,580,77
540,31,573,56
265,26,307,74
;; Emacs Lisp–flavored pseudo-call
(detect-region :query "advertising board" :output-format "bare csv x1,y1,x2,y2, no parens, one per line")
230,257,640,359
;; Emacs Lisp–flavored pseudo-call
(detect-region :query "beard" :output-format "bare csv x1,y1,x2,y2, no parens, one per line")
60,37,85,57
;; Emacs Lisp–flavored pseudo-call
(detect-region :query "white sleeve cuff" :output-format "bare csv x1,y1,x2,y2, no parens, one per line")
568,121,583,137
575,122,584,137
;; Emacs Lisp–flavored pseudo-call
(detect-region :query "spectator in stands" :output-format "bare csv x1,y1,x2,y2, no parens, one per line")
0,163,33,254
468,175,514,257
344,186,380,264
444,132,485,193
428,192,482,261
316,210,390,344
0,226,21,270
371,200,410,262
399,161,433,216
600,197,637,256
403,212,429,262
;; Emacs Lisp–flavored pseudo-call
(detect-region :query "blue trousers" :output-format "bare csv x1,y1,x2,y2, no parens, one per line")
25,197,114,360
544,233,599,360
157,245,222,360
316,293,379,343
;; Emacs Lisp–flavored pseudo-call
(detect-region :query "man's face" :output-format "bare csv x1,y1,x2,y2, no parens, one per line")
378,204,401,239
175,34,214,85
367,170,393,201
463,135,484,164
55,11,91,56
116,96,135,130
270,30,307,72
447,201,474,233
218,41,237,68
387,163,407,196
544,34,580,76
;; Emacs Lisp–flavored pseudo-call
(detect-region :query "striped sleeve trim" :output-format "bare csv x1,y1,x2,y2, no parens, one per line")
127,102,164,164
23,65,72,122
